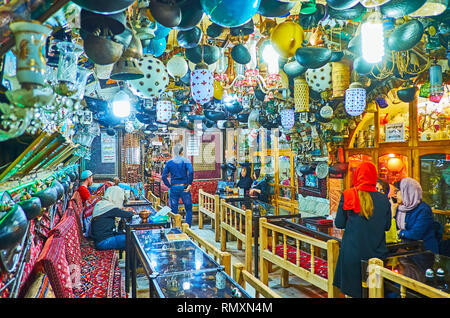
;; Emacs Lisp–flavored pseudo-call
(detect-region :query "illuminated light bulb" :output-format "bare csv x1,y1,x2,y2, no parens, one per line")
182,282,191,290
112,90,131,118
262,44,280,74
361,10,384,64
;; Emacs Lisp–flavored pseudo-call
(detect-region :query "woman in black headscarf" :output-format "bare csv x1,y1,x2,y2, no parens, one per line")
236,166,253,193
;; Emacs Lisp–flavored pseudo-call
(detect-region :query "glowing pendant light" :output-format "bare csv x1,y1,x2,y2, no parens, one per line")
262,44,280,74
112,89,131,118
361,10,384,64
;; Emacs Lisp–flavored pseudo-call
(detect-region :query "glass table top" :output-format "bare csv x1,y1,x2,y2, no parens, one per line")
385,251,450,287
228,199,293,217
133,236,221,275
153,268,250,298
133,228,181,246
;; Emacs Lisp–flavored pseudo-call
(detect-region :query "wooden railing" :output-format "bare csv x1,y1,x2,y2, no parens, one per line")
147,190,161,209
181,223,231,275
198,189,220,242
220,199,253,272
259,217,340,298
233,263,281,298
367,258,450,298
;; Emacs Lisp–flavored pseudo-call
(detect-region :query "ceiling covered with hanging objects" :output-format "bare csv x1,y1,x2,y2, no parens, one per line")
0,0,449,156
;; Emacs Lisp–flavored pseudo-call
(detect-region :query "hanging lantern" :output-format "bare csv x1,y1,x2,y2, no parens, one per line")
429,63,444,102
305,63,332,93
280,108,295,130
387,157,403,172
190,63,214,105
345,83,366,116
294,77,309,112
332,62,350,98
128,54,169,98
156,99,172,123
270,20,304,58
167,55,188,79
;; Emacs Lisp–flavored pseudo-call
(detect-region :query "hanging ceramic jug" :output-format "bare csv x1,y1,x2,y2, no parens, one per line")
9,20,53,88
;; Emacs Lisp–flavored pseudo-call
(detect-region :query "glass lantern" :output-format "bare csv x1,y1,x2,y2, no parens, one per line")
54,42,84,96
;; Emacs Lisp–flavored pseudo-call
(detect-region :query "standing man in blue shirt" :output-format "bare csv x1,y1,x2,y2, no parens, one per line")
162,143,194,226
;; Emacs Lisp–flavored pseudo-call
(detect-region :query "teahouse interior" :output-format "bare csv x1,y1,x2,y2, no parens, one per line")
0,0,449,300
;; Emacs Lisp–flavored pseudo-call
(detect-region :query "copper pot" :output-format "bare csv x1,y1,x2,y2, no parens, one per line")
139,209,151,223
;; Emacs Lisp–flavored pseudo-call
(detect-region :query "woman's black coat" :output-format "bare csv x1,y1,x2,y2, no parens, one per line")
333,191,391,298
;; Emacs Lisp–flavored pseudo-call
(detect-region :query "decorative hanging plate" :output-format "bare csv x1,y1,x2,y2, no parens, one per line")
315,162,329,179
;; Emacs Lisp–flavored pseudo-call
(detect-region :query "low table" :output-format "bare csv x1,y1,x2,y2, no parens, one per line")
123,201,172,293
129,228,249,298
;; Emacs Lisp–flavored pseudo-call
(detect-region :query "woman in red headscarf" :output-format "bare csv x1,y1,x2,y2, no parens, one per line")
333,162,392,298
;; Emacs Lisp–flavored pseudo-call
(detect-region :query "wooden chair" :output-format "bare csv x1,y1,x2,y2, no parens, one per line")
220,199,253,273
181,223,231,275
259,217,340,298
198,189,220,242
367,258,450,298
233,263,281,298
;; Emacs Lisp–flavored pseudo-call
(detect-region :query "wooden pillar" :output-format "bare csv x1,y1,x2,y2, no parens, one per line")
198,189,204,229
327,239,340,298
214,194,220,242
220,199,227,252
222,252,231,276
233,263,246,289
259,217,269,286
245,209,253,273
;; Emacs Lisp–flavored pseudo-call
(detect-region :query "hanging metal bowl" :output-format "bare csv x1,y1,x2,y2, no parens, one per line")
397,86,417,102
0,203,28,251
295,47,332,69
257,0,295,17
380,0,427,18
204,109,227,121
51,180,65,201
72,0,135,14
82,32,125,65
80,9,126,35
18,197,42,221
328,2,366,20
387,19,424,51
149,0,182,28
283,60,307,78
34,187,58,208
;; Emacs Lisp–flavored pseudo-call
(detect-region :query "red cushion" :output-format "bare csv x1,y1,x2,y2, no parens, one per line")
274,244,328,279
49,212,82,270
36,235,74,298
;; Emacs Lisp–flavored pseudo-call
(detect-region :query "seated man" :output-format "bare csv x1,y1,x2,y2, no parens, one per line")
78,170,97,204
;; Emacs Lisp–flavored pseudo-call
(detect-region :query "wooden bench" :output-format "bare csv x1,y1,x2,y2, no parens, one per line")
147,190,161,209
32,202,124,298
367,258,450,298
181,223,231,275
220,199,253,272
233,263,281,298
259,217,340,298
198,189,220,242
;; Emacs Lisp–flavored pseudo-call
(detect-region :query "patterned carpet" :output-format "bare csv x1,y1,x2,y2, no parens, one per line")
73,239,126,298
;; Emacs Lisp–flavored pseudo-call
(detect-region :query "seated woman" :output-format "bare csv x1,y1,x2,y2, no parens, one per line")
89,186,135,251
236,166,253,194
249,169,269,203
391,177,439,254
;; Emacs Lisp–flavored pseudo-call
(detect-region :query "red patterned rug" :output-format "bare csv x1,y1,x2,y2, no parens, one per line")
73,239,126,298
